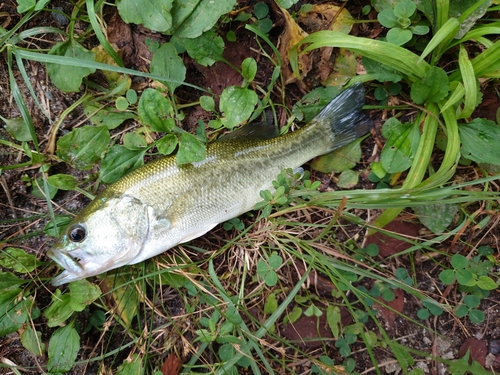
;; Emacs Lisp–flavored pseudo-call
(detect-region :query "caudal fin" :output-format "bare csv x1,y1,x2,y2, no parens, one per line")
313,83,373,152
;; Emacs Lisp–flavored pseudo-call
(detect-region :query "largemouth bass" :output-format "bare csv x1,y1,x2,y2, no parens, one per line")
48,83,372,286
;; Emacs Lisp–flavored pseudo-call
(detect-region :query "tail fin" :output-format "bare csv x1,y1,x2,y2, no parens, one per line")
314,83,373,152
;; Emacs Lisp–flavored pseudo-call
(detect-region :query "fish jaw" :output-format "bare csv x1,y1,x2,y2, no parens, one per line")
47,247,87,285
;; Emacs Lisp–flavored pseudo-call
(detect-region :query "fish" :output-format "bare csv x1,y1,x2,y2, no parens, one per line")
47,83,373,286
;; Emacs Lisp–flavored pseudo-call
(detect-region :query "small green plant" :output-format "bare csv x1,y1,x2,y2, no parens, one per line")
377,0,430,45
256,251,283,286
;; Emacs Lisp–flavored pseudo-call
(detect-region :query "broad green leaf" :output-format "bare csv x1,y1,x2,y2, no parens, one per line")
181,30,224,66
380,118,420,173
44,290,74,327
48,174,78,190
386,27,413,46
56,125,110,170
156,134,178,155
337,169,359,189
150,42,186,93
0,247,40,273
268,252,283,269
362,56,403,83
20,325,45,356
220,86,258,129
464,295,480,308
0,288,29,336
263,293,278,315
170,0,236,38
47,324,80,373
393,0,416,18
123,132,148,150
116,354,143,375
451,254,468,269
459,118,500,165
413,203,459,234
83,104,136,130
377,8,399,28
3,117,32,141
439,269,455,285
31,177,58,199
100,145,146,184
176,132,206,165
117,0,173,33
200,95,215,111
449,0,491,39
17,0,50,13
44,215,72,237
476,276,497,290
106,275,140,327
68,280,101,312
468,309,485,324
326,305,341,338
456,269,473,285
138,88,174,132
410,66,449,104
242,57,257,82
46,40,96,92
0,272,25,289
311,139,362,173
292,86,342,121
275,0,298,8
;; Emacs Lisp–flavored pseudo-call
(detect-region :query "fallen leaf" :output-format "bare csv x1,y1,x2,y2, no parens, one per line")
375,288,405,330
366,219,420,257
162,353,182,375
459,337,488,366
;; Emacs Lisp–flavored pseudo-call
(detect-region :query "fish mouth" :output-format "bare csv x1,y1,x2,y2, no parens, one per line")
47,248,86,286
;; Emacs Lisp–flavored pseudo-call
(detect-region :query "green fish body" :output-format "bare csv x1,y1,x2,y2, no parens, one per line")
48,84,372,286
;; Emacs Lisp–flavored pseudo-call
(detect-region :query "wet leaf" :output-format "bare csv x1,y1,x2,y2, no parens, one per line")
150,42,186,94
264,293,278,314
220,86,258,129
0,288,29,336
176,132,206,165
46,40,96,92
117,0,173,33
44,290,74,327
84,104,136,130
47,324,80,373
311,139,362,173
459,118,500,165
0,247,40,273
156,134,178,155
0,272,25,289
242,57,257,82
4,117,32,141
138,88,174,132
100,145,146,184
381,118,420,173
181,29,224,66
410,66,449,105
413,203,459,234
123,132,148,150
68,280,101,312
20,325,45,356
56,125,110,170
171,0,236,39
47,174,78,190
106,275,140,327
337,169,359,189
44,215,72,237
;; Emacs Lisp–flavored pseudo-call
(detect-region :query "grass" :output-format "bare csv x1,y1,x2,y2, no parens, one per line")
1,0,500,374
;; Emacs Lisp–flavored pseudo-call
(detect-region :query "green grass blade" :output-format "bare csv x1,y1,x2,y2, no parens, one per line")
418,17,459,63
86,0,124,67
457,45,478,119
289,31,429,82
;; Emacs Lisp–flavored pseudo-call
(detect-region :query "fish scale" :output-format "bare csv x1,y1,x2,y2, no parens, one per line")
47,83,373,286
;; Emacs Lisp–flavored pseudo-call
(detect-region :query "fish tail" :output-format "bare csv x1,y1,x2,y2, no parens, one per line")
313,83,373,152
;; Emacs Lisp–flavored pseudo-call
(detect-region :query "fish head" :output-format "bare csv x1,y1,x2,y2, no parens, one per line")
48,194,153,286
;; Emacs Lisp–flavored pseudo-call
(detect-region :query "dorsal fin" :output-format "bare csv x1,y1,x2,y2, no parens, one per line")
218,118,279,141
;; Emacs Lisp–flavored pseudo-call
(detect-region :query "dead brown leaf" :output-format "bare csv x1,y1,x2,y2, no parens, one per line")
161,352,182,375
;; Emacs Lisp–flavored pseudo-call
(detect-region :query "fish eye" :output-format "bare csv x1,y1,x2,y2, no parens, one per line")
69,224,86,243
